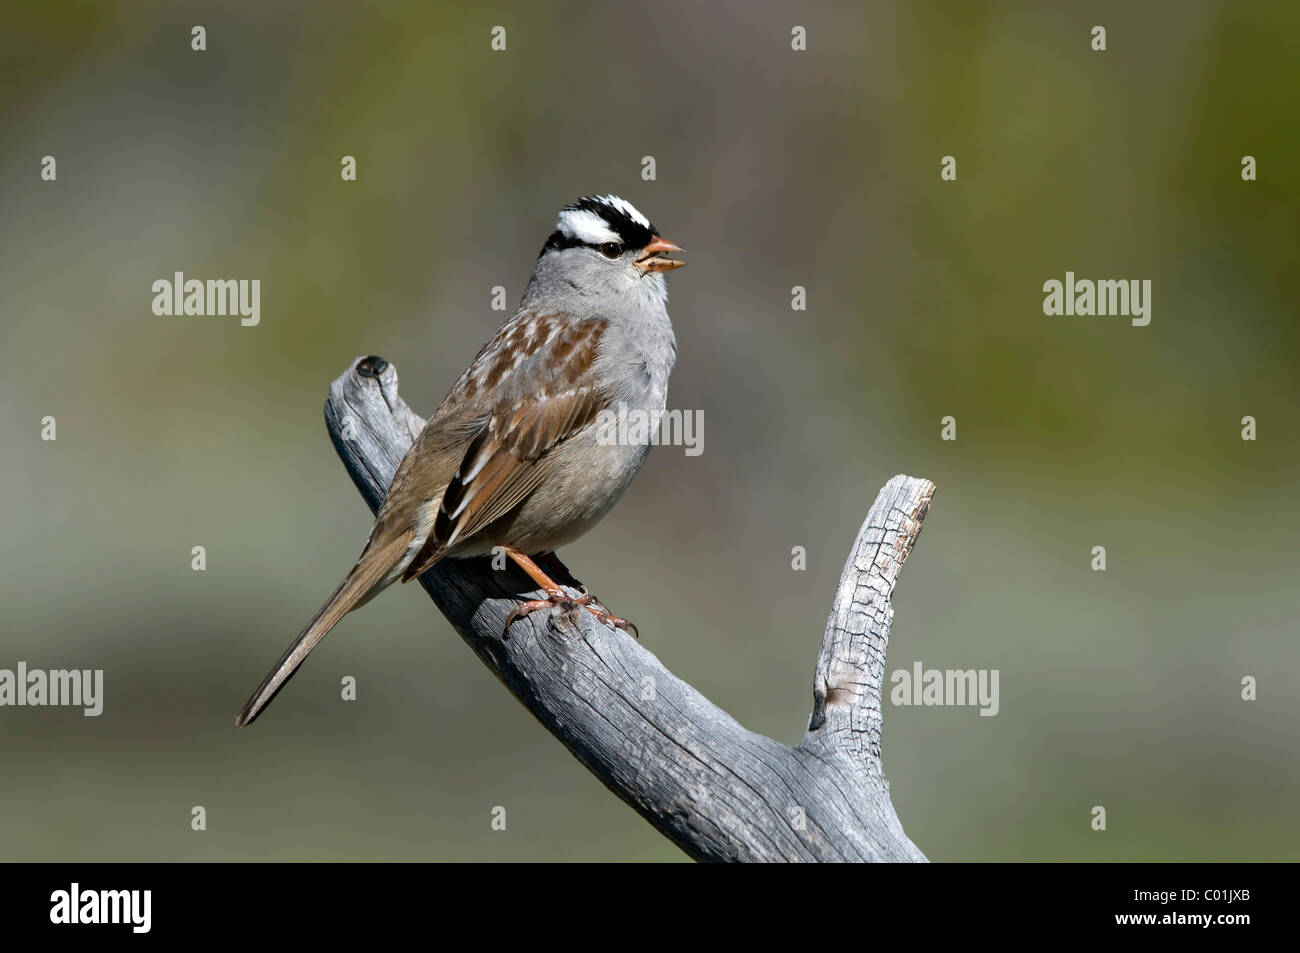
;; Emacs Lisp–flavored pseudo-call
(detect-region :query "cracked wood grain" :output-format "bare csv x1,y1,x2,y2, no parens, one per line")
324,355,930,862
808,475,935,781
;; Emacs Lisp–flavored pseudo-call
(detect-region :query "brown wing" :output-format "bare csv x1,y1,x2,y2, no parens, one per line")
371,310,573,552
400,316,610,580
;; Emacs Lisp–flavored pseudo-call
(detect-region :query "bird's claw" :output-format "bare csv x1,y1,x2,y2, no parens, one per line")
502,588,638,640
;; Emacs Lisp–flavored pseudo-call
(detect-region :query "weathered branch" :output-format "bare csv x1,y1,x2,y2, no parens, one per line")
325,355,931,862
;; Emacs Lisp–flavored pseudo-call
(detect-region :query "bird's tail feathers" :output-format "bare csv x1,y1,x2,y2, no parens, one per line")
235,531,413,727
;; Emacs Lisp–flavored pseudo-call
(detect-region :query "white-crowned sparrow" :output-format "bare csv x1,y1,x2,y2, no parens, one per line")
237,195,684,726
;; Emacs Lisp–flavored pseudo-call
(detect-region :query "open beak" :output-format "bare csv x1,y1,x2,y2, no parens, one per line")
635,235,686,274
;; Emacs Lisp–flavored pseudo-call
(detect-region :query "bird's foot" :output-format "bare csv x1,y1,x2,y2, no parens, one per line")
503,588,638,640
500,547,638,639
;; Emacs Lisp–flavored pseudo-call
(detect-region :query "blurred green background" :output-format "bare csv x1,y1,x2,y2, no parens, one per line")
2,1,1297,861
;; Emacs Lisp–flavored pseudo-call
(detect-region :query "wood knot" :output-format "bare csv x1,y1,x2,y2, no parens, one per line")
824,685,858,709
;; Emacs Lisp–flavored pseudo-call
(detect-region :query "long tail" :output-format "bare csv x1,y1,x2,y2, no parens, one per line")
235,531,413,727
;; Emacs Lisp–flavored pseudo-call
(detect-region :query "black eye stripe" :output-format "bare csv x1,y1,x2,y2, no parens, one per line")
540,231,586,257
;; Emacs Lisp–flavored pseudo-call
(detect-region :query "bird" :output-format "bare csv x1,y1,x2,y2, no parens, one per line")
236,195,684,727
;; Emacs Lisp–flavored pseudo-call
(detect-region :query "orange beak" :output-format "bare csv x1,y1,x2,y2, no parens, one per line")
635,235,686,273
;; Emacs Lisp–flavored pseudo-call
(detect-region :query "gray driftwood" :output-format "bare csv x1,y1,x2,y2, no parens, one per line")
326,355,931,862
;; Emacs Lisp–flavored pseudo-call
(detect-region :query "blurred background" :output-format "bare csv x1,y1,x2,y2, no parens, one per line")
1,0,1297,861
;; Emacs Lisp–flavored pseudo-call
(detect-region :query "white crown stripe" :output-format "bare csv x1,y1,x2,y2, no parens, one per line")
556,208,621,245
596,194,650,228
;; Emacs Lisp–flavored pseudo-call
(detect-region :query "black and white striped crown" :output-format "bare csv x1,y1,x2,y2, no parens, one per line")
541,195,657,255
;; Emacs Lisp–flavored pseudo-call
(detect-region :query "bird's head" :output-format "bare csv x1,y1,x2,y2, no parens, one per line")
534,195,684,303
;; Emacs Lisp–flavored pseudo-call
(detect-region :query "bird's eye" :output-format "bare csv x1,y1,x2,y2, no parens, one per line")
598,242,623,260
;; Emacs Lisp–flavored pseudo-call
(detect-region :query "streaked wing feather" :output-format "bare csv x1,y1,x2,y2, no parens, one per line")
400,316,609,581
